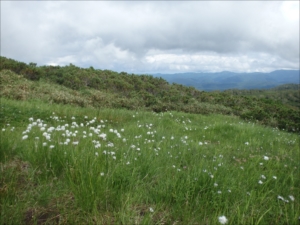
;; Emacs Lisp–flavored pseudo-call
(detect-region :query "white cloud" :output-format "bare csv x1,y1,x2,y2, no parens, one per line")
1,1,299,73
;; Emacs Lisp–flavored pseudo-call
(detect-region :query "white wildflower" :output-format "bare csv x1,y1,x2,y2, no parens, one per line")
107,142,114,147
218,215,228,224
289,195,295,201
22,135,28,140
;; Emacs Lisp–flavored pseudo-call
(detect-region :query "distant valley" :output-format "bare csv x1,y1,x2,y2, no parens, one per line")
151,70,299,91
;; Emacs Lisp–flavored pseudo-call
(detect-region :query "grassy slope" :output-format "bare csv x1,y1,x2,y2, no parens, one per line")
1,69,300,134
1,98,299,225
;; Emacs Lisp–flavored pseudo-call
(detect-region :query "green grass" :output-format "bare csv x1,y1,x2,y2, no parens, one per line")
1,98,299,224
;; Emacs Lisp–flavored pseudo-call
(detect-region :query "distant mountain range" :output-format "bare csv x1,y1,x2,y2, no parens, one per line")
151,70,299,91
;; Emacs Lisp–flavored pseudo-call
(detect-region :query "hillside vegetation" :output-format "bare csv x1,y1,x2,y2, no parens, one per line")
0,56,299,224
223,84,300,109
0,56,299,133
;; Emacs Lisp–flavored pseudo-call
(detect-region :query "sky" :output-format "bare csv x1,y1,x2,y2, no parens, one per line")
1,1,299,74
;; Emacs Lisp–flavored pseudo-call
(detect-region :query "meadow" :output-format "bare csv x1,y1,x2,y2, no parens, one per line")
0,98,299,224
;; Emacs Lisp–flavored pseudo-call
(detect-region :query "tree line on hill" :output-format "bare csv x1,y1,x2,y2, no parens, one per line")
0,56,299,133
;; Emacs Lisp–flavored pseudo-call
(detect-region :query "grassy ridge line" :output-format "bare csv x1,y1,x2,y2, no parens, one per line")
0,69,233,116
1,98,299,224
1,64,300,133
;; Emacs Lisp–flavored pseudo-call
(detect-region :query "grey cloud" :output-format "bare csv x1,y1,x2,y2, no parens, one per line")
1,1,299,73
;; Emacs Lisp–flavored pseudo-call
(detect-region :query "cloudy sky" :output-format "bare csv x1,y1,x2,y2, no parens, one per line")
1,1,299,74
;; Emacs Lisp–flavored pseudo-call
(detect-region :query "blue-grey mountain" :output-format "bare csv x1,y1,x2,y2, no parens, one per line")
151,70,299,91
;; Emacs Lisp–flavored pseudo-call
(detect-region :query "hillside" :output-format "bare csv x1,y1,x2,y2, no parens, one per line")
152,70,299,91
0,57,299,224
0,56,299,133
223,84,300,109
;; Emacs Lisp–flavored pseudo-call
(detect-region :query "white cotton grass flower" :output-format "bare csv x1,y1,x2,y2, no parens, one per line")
273,176,277,179
149,207,154,213
218,215,228,224
258,180,263,184
100,172,104,176
263,156,269,160
95,143,101,148
289,195,295,201
107,142,114,147
22,135,28,140
49,145,55,149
